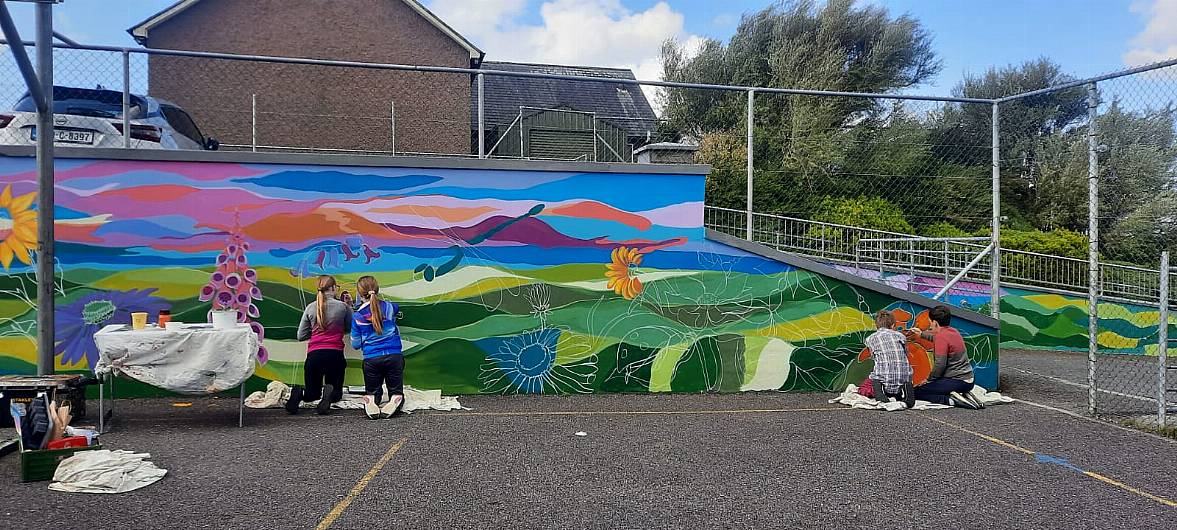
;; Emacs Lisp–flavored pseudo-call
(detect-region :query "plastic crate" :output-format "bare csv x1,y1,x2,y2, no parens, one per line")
20,444,103,482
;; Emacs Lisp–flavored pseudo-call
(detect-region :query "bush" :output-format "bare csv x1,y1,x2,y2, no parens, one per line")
812,196,914,234
920,221,969,238
997,228,1088,260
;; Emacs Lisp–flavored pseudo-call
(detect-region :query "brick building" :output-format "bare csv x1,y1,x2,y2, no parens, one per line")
129,0,483,154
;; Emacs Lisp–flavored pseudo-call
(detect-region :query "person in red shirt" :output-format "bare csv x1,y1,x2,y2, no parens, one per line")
910,305,984,409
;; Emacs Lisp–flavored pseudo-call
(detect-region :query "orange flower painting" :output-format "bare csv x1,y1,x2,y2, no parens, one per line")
605,246,643,300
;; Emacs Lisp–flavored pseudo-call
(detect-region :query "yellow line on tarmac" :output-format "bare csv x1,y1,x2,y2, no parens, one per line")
917,413,1177,509
443,407,851,417
316,437,408,530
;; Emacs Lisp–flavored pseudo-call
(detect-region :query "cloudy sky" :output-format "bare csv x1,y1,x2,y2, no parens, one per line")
3,0,1175,95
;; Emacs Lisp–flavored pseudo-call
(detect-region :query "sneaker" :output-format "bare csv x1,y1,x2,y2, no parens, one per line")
899,382,916,410
948,391,980,410
285,386,303,415
380,395,404,419
362,395,381,419
964,391,986,410
316,384,334,415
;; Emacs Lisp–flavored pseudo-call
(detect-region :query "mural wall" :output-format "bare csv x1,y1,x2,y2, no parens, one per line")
837,266,1175,356
0,154,998,393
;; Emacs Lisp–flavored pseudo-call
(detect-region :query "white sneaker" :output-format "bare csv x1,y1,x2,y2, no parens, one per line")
380,395,404,419
362,395,381,419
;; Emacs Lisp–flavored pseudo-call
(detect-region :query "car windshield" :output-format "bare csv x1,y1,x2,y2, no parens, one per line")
13,86,146,119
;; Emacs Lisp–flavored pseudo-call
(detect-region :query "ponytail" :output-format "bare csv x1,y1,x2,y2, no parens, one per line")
315,275,336,330
357,275,383,335
368,291,384,335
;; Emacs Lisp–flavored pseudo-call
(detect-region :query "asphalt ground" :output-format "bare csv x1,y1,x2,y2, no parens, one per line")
2,369,1176,529
1003,348,1170,418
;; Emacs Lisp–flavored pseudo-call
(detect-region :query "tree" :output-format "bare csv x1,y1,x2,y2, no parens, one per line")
1104,192,1177,265
661,0,941,216
929,59,1087,226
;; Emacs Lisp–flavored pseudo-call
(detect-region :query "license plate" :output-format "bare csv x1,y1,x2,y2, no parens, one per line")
30,128,95,145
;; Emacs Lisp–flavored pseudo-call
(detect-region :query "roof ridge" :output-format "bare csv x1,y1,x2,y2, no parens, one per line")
482,60,636,74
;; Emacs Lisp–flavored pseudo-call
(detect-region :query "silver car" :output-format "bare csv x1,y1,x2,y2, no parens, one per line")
0,86,218,150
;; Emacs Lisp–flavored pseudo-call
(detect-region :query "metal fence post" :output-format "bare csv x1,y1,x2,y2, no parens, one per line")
943,241,950,281
122,50,130,148
745,89,754,241
250,93,257,152
35,1,55,376
1086,81,1100,416
476,72,485,159
1159,251,1169,427
990,102,1001,321
390,100,396,155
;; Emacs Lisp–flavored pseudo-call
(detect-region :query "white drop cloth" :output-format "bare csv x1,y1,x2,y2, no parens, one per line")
829,384,1015,411
48,450,167,494
245,380,465,413
93,324,259,395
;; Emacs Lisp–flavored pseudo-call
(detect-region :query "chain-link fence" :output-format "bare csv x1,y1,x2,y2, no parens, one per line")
1086,65,1177,426
4,35,1177,426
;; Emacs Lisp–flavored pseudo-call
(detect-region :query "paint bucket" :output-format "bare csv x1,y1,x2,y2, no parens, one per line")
211,310,237,330
130,312,148,330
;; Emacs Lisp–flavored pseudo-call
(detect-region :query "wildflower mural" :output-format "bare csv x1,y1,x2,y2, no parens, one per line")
199,215,268,363
0,153,997,392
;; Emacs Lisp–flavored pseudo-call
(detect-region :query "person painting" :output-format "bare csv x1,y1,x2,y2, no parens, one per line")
351,275,405,419
910,305,984,409
863,310,915,408
290,275,352,415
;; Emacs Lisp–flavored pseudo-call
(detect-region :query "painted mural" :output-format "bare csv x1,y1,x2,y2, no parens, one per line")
836,266,1176,356
0,155,997,394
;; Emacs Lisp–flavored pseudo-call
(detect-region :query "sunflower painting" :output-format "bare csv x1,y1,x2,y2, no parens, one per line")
0,184,36,270
605,246,644,300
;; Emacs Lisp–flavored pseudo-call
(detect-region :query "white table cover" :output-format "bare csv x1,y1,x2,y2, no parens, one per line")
93,323,260,395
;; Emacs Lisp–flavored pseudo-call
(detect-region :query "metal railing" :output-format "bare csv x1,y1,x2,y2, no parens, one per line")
704,205,1173,307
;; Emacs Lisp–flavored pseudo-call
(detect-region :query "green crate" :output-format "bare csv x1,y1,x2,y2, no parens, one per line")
20,444,103,483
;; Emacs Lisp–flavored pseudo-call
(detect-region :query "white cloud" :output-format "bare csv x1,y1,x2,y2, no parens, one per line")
426,0,702,113
1123,0,1177,66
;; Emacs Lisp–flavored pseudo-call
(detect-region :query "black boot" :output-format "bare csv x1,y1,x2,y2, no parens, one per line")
285,385,304,415
316,384,334,415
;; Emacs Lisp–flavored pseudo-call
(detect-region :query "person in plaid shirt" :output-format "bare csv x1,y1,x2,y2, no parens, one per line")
864,310,915,408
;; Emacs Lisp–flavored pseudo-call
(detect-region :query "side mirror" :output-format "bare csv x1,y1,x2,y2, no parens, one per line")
204,137,220,151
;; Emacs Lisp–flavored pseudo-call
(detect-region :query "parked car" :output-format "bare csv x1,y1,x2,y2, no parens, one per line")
0,86,218,151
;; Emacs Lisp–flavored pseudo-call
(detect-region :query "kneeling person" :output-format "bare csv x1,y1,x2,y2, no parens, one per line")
911,305,984,409
864,310,915,408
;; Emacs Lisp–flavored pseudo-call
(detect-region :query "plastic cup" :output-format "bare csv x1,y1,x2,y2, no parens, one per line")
131,312,148,330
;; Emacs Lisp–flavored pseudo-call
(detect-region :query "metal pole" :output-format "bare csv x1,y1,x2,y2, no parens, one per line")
1159,251,1169,427
476,73,485,159
1086,82,1100,416
518,108,524,159
990,103,1001,321
390,100,396,155
943,241,950,281
0,3,48,113
745,89,754,241
592,112,598,162
250,94,257,152
934,243,995,300
122,50,130,148
35,0,55,376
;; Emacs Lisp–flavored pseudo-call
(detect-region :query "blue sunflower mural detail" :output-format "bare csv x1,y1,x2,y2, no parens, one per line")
477,327,596,394
55,289,170,369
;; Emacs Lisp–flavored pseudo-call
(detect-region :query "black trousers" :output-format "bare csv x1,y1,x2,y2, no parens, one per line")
363,354,404,404
304,349,345,403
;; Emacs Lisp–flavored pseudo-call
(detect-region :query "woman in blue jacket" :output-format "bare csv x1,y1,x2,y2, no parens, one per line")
351,275,404,419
